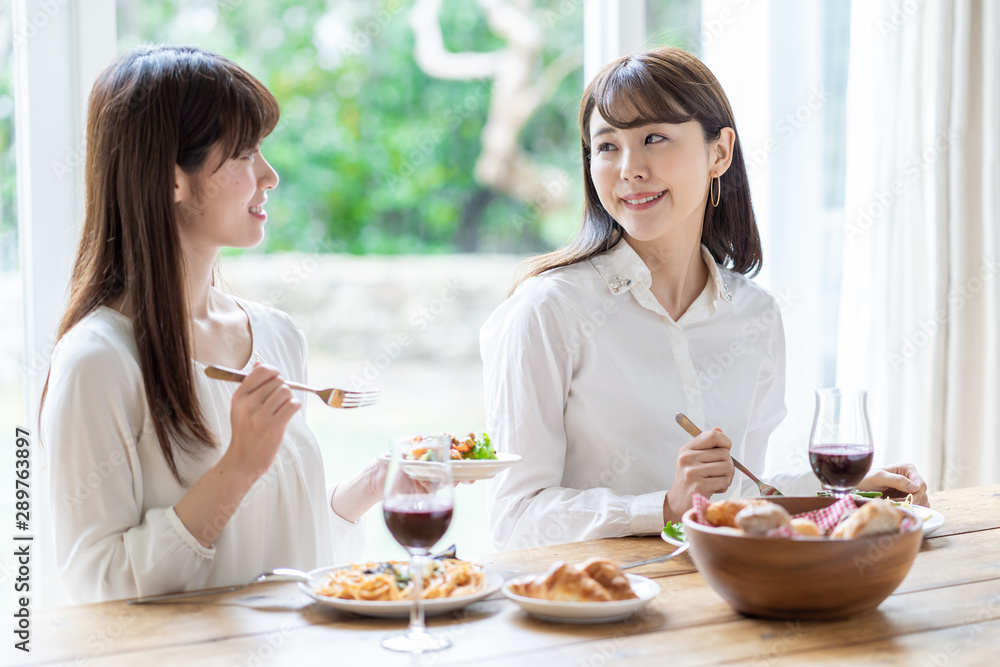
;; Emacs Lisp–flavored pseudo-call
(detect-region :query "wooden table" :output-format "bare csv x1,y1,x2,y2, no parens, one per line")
11,485,1000,666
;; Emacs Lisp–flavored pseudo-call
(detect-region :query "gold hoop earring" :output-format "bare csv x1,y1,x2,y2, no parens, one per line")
710,174,721,207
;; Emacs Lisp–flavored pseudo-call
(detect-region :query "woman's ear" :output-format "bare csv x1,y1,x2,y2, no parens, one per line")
712,127,737,177
174,164,191,204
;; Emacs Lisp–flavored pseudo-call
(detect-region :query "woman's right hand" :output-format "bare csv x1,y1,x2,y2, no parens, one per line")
663,427,736,523
226,363,301,479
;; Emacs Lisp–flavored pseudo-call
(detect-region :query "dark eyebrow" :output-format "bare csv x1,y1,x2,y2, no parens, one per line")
591,126,615,139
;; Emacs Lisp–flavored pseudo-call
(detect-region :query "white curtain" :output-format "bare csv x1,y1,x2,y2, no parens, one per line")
838,0,1000,490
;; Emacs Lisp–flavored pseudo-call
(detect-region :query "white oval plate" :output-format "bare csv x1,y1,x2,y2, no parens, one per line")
385,452,522,482
301,565,502,618
501,574,659,624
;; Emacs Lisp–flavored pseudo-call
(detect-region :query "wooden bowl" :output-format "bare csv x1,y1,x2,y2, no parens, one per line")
682,496,922,619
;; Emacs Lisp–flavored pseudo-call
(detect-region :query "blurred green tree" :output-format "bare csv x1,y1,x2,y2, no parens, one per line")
116,0,586,255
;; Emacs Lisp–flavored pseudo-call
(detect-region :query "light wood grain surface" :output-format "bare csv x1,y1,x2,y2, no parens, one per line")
12,484,1000,666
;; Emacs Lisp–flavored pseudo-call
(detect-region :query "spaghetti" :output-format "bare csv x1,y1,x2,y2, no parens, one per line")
316,558,488,602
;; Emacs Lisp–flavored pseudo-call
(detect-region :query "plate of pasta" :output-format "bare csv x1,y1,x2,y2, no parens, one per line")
301,558,502,618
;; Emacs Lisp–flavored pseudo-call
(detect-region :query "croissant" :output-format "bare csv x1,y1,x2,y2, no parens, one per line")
508,559,637,602
580,558,637,600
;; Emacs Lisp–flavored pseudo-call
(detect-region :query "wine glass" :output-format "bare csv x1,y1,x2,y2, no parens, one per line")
381,435,454,653
808,388,874,498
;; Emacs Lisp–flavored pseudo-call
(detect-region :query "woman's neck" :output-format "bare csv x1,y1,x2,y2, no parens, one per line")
182,241,219,320
625,234,709,321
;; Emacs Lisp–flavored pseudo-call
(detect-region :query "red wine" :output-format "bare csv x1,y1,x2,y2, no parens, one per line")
809,444,874,489
384,496,453,551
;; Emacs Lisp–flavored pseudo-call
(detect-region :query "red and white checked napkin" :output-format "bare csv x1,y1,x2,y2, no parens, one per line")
690,493,858,537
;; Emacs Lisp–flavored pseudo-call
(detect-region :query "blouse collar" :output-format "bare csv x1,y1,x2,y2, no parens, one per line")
592,240,734,306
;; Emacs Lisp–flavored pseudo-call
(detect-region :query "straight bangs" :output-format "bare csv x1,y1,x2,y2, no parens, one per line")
585,59,694,147
211,63,281,164
173,48,280,173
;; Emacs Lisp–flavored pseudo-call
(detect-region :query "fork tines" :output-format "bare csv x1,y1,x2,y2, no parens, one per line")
336,389,381,409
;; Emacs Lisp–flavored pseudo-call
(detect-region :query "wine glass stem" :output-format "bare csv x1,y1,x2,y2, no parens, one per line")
409,553,426,636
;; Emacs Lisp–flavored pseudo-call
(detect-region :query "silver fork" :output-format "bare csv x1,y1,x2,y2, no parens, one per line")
622,542,690,569
205,365,380,409
127,568,311,604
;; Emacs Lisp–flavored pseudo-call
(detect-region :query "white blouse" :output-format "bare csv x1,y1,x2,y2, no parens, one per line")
41,298,363,603
481,241,818,551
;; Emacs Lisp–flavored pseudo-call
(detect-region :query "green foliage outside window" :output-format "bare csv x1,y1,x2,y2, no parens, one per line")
117,0,587,255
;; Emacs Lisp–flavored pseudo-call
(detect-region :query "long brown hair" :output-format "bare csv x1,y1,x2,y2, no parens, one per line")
41,45,279,484
516,46,761,290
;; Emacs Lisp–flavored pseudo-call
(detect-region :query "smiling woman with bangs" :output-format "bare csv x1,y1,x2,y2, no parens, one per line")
39,46,386,603
481,46,928,550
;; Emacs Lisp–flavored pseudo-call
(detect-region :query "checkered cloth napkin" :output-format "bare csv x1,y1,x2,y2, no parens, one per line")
691,493,858,537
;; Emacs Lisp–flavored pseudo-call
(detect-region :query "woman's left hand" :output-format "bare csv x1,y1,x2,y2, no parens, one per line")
856,462,929,506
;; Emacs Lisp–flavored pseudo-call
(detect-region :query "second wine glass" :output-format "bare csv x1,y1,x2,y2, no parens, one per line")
381,435,454,654
808,388,874,498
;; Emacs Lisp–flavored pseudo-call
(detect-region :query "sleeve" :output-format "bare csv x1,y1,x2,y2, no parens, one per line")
482,283,660,551
743,302,822,496
42,328,215,603
326,482,366,564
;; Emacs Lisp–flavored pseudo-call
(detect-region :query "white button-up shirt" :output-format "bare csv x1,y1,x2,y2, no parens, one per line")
482,240,814,550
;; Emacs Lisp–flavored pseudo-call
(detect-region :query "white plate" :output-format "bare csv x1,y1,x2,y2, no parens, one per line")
448,453,521,482
660,528,686,548
908,506,946,537
386,452,523,482
301,564,502,618
501,574,659,624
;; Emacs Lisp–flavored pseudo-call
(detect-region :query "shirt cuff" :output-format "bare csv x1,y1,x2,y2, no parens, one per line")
165,506,216,560
629,491,668,535
328,484,368,527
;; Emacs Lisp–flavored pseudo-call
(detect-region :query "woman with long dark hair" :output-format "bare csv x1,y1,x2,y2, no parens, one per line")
482,46,927,550
40,45,384,603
